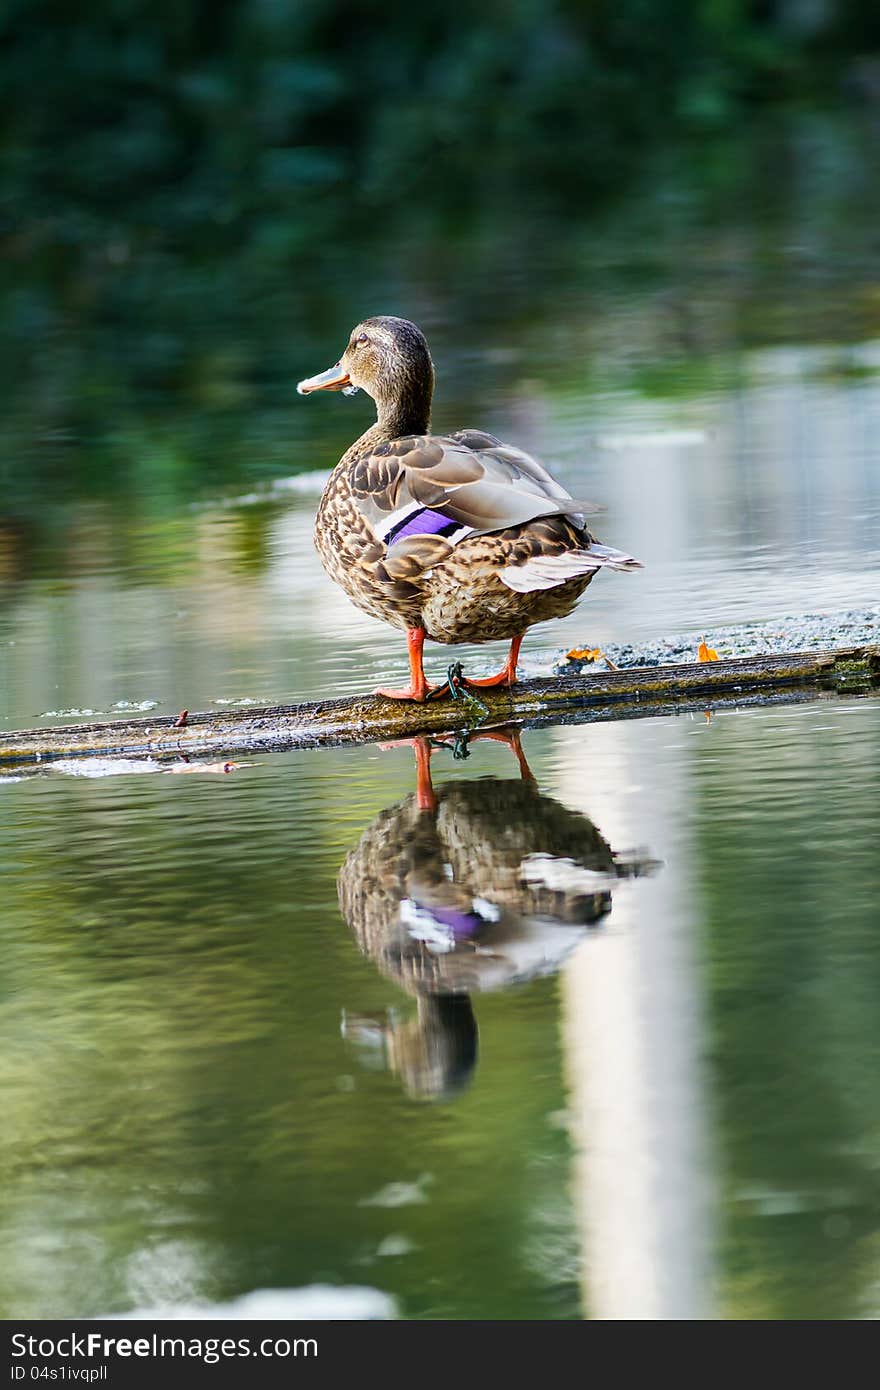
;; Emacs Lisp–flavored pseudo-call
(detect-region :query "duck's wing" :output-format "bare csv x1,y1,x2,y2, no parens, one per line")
349,430,599,545
348,430,641,589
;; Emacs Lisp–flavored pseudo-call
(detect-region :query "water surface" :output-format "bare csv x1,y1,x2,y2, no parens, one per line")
2,696,879,1319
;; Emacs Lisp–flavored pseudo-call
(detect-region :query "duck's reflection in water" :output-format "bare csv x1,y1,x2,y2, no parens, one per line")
340,731,657,1099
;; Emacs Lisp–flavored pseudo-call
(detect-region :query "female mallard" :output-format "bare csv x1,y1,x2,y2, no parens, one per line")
338,732,625,1099
298,316,641,701
338,732,656,1098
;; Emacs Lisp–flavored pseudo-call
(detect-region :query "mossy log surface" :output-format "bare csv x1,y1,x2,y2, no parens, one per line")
1,645,877,771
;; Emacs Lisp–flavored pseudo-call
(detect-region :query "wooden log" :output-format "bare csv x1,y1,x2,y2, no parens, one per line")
1,645,877,772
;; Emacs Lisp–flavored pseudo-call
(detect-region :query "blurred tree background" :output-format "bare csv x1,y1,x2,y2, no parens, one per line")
1,0,879,499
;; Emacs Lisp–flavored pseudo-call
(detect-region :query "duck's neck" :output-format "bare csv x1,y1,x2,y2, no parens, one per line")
345,389,432,461
382,372,434,434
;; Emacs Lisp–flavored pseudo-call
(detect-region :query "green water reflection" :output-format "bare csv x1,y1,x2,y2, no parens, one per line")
1,698,879,1318
697,704,880,1319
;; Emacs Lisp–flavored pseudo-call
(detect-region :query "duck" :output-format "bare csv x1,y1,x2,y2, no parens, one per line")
338,731,657,1098
298,315,642,701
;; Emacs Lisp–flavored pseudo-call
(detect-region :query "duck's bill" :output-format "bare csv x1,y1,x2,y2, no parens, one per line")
296,362,352,394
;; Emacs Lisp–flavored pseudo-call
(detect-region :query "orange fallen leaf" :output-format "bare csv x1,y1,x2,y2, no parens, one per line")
698,636,719,663
567,646,619,671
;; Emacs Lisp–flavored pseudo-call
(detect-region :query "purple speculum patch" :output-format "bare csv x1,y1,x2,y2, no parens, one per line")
427,905,484,939
386,508,460,545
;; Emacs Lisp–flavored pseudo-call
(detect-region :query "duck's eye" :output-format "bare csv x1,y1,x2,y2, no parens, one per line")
356,333,369,346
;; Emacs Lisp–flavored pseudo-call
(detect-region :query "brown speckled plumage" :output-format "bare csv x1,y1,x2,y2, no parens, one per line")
314,435,601,641
339,773,618,999
336,737,658,1097
300,316,641,685
337,767,616,1097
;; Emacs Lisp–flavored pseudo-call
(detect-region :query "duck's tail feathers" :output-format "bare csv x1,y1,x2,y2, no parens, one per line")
581,543,644,572
499,544,643,593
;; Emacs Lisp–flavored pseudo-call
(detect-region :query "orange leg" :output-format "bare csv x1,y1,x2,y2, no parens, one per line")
412,730,531,805
412,736,438,813
375,735,438,809
375,627,443,702
380,729,532,807
460,634,524,690
468,727,536,783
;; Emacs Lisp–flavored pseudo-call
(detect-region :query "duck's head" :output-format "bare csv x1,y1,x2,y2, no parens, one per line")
297,315,434,432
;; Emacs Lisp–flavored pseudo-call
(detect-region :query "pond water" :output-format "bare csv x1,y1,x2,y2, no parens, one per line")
1,114,880,1319
1,698,879,1319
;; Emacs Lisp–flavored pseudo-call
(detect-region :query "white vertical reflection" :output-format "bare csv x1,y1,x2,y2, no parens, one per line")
551,720,713,1319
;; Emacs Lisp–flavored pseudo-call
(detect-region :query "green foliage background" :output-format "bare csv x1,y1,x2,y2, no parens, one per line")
1,3,879,500
2,2,878,331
